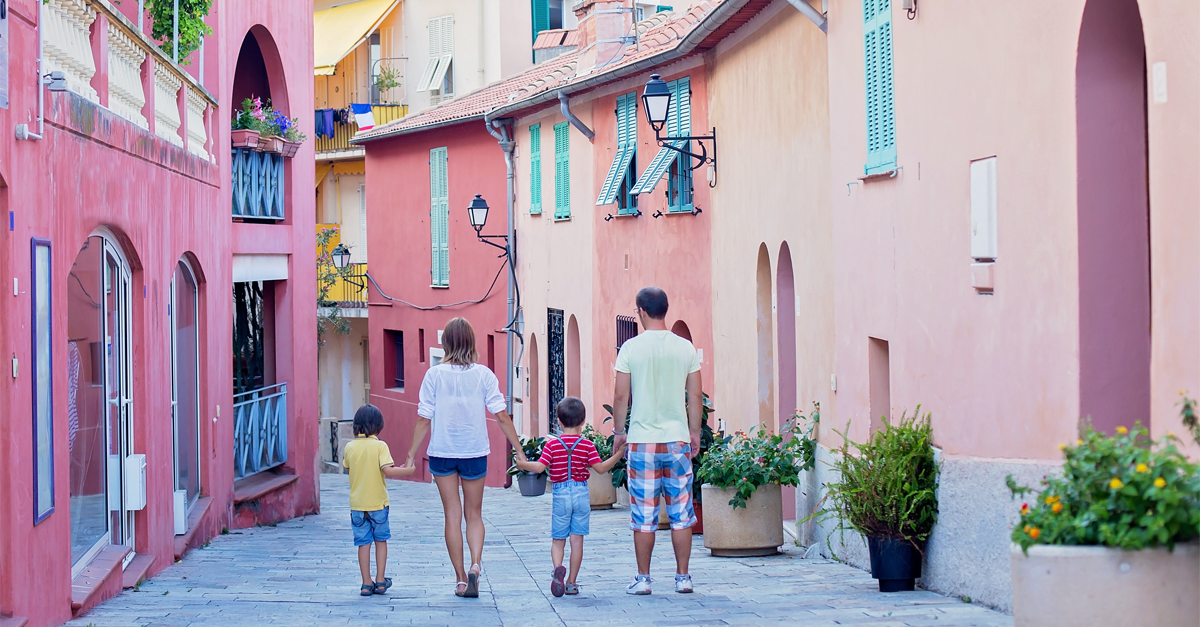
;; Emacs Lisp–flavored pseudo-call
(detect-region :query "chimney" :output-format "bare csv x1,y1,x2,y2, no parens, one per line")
572,0,633,76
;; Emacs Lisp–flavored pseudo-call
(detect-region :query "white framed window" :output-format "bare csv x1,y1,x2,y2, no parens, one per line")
416,15,454,95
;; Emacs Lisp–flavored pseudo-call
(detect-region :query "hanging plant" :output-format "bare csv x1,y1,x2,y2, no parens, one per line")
146,0,213,64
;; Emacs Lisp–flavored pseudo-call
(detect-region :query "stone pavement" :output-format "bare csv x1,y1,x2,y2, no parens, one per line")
69,475,1014,626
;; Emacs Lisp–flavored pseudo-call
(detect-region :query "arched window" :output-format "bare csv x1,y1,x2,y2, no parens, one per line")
171,258,202,519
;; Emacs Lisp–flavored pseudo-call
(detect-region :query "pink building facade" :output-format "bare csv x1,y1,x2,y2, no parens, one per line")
0,2,318,625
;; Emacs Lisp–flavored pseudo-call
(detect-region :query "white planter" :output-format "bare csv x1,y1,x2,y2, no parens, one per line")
1010,542,1200,627
588,469,616,509
701,483,783,557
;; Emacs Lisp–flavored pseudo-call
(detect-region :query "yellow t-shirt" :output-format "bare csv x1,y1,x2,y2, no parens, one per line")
614,330,702,444
342,435,394,511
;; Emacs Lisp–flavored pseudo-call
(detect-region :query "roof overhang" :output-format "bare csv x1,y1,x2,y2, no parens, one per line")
314,0,401,76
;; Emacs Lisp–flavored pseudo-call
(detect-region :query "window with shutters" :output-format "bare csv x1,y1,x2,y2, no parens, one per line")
596,93,639,215
531,0,566,44
417,16,454,96
553,122,570,220
631,76,691,197
862,0,896,175
429,147,450,287
529,124,542,214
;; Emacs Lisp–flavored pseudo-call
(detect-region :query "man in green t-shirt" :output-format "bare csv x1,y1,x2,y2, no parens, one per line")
612,287,703,596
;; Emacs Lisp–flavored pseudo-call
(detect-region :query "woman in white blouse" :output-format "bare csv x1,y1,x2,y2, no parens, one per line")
405,317,526,598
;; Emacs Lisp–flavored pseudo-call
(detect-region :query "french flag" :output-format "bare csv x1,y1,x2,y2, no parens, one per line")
351,103,376,131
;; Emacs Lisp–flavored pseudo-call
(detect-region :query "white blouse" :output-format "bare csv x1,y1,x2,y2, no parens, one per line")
417,363,507,459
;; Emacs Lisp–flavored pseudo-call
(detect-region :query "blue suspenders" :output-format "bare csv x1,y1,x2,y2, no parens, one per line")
556,435,584,482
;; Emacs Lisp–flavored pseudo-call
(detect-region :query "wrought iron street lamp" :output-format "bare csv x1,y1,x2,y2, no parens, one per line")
640,73,718,188
641,74,672,134
467,194,513,257
331,243,352,269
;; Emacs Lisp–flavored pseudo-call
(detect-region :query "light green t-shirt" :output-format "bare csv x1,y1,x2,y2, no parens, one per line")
614,330,701,444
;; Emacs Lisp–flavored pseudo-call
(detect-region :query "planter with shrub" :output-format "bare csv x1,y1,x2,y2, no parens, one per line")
508,436,548,496
1007,421,1200,627
583,424,617,509
232,97,306,157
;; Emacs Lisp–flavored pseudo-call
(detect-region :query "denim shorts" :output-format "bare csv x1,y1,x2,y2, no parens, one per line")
551,480,591,539
351,507,391,546
428,455,488,480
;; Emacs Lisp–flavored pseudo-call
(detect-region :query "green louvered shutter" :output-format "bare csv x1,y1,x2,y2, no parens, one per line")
667,78,694,212
532,0,550,43
430,147,449,286
530,124,542,214
554,122,570,219
863,0,896,175
597,93,639,206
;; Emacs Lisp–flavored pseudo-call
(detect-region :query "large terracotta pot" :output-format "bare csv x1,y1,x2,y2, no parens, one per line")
701,483,783,557
1010,542,1199,627
589,469,616,509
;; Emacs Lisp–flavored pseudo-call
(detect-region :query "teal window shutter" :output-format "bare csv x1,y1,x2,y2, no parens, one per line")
656,5,673,13
863,0,896,175
667,77,693,213
529,124,542,214
429,147,449,286
532,0,550,43
554,122,570,219
596,93,638,207
631,76,689,196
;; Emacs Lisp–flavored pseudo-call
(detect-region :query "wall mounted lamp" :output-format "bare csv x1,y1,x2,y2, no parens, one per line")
641,74,718,188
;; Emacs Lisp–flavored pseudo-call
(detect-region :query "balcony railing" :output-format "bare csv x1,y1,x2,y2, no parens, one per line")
321,263,368,308
232,148,285,220
315,105,408,155
233,383,288,480
43,0,216,160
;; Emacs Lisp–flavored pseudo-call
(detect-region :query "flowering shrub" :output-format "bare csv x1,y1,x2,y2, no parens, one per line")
696,403,819,509
1008,424,1200,552
233,98,306,142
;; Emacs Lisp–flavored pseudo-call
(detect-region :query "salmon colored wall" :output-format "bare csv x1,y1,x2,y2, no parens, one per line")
363,123,512,487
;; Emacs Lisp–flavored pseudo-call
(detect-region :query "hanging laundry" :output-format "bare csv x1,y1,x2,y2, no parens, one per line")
351,103,376,130
322,109,335,137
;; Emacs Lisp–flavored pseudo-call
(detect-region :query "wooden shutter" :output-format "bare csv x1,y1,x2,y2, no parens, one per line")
530,124,542,214
597,93,639,206
416,18,443,92
554,122,570,219
429,147,449,286
430,15,455,93
532,0,550,43
863,0,896,175
631,78,689,195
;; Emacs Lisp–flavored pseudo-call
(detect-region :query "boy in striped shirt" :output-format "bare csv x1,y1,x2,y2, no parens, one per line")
515,397,624,597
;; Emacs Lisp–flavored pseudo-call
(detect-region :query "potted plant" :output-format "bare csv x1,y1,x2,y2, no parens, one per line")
276,111,306,158
688,392,717,534
583,423,617,509
230,98,262,148
813,408,938,592
1007,420,1200,627
697,403,818,557
508,436,548,496
374,64,402,102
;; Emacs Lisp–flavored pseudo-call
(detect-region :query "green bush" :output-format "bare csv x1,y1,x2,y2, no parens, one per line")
506,436,546,477
1007,424,1200,552
696,403,819,509
815,409,938,545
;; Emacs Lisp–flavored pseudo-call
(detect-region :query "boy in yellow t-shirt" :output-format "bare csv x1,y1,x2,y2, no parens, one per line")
342,404,415,596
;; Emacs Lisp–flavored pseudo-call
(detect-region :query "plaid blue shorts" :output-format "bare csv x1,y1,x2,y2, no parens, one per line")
626,442,696,532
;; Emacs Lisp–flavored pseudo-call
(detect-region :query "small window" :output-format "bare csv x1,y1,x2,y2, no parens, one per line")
618,152,639,214
419,328,426,362
616,315,639,351
487,334,496,372
385,330,404,390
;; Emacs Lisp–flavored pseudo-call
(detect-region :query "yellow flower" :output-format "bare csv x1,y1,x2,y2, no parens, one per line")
1110,478,1124,490
1116,426,1128,435
1051,502,1063,514
1058,443,1067,451
1023,525,1031,534
1028,527,1041,540
1136,464,1149,473
1076,439,1084,446
1044,495,1060,505
1154,478,1166,488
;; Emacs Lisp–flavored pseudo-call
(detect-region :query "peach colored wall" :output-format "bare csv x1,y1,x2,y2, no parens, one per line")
826,0,1199,459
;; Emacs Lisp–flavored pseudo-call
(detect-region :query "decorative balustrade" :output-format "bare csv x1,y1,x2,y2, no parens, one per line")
232,148,285,220
42,0,217,160
233,383,288,480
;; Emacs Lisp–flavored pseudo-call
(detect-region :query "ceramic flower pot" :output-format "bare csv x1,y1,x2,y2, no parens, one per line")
867,536,922,592
231,128,259,148
588,469,616,510
701,483,783,557
1010,542,1199,627
280,140,301,158
517,472,548,497
256,135,285,154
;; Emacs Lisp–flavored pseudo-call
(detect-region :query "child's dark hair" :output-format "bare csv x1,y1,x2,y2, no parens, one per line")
353,404,385,436
556,396,586,428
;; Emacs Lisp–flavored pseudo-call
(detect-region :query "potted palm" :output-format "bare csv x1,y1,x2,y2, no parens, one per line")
697,403,817,556
508,436,548,496
584,424,617,509
813,409,938,592
1007,418,1200,627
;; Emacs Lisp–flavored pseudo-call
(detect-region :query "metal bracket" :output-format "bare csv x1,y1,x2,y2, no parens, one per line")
654,126,717,188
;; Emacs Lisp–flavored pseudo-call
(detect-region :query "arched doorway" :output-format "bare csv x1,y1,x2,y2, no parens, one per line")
1076,0,1150,434
567,315,581,398
528,334,540,437
756,245,774,429
670,320,692,342
171,257,202,524
67,233,136,574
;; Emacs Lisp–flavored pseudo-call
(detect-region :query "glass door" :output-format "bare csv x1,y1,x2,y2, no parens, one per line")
171,260,201,511
103,241,135,563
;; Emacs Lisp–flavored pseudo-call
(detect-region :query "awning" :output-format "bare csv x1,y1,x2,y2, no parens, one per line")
314,0,401,76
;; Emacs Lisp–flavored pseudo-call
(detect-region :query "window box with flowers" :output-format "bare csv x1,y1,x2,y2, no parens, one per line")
233,98,307,157
696,403,818,557
1006,416,1200,627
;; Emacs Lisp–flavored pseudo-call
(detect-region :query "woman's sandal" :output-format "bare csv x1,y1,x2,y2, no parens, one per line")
464,563,481,598
373,578,393,595
360,584,375,597
454,581,468,597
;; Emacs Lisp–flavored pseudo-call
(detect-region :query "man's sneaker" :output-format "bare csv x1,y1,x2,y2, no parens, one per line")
626,574,652,595
674,574,693,594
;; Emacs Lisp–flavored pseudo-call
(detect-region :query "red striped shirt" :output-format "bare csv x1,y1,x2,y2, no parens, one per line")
537,436,602,483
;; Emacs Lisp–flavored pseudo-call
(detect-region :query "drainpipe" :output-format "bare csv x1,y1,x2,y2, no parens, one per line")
485,117,518,489
786,0,828,33
558,91,594,141
16,0,45,140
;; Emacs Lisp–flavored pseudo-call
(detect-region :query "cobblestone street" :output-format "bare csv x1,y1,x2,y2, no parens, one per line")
69,476,1014,626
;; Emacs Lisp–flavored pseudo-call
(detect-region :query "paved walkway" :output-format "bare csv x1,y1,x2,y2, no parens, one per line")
69,475,1013,626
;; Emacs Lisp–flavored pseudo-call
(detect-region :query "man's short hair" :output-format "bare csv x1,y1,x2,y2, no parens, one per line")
556,396,587,428
636,287,669,320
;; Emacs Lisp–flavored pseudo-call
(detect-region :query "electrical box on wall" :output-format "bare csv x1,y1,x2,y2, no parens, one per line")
124,454,148,511
970,157,998,260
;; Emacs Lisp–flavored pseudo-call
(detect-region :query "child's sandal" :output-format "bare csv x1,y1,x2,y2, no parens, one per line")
360,584,374,597
564,583,580,596
373,578,392,595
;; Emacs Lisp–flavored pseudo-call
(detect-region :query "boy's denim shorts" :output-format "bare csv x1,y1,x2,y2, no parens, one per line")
351,507,391,546
428,455,488,481
551,480,591,539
